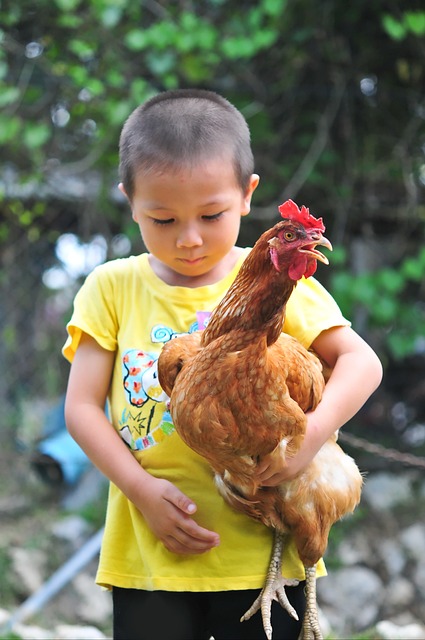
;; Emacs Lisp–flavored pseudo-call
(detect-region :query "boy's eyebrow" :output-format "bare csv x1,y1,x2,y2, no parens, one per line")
141,200,174,211
144,196,231,211
199,198,229,208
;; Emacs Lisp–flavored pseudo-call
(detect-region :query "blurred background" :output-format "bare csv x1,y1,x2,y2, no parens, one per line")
1,1,425,638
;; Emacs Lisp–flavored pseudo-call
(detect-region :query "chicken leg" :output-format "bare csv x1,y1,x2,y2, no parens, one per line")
240,530,323,640
240,530,299,639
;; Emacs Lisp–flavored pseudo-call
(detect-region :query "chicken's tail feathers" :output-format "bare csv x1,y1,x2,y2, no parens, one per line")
157,332,202,395
214,473,262,518
215,472,288,530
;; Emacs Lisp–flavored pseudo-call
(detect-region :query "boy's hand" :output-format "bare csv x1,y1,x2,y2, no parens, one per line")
256,414,322,485
255,443,291,486
137,477,220,555
256,447,308,485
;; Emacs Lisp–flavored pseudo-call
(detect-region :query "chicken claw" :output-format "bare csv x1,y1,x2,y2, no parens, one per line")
240,531,299,640
299,566,323,640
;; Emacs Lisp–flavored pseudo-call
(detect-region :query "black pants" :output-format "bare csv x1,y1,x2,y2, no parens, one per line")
113,583,306,640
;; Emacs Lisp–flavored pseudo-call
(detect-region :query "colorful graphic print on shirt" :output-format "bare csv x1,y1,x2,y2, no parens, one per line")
118,312,211,451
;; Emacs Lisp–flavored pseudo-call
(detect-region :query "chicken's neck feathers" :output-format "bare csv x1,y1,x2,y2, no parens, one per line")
202,242,297,347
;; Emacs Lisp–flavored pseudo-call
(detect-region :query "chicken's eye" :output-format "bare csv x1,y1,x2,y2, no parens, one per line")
284,231,296,241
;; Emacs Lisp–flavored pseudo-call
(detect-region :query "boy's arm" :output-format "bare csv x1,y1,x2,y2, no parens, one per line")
256,326,383,484
65,332,220,554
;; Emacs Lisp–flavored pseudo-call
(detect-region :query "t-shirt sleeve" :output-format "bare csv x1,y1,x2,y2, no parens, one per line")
282,276,350,348
62,265,118,363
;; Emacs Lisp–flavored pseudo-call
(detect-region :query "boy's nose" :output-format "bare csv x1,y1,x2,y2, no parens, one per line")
176,225,203,248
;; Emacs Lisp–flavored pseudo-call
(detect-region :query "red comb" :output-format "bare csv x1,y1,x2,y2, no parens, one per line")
278,199,325,232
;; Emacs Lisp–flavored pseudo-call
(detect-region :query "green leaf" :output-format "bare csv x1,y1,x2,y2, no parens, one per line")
23,123,51,149
146,50,176,75
401,256,423,281
106,99,133,125
371,295,398,324
351,276,377,306
253,28,279,49
54,0,82,11
130,78,149,102
247,6,263,30
263,0,287,17
57,13,83,27
330,271,354,315
68,64,88,85
376,268,405,294
404,11,425,36
162,73,179,90
180,53,217,83
86,77,105,96
382,15,407,40
0,7,21,27
179,18,217,51
105,69,126,89
68,39,96,60
328,246,347,266
221,36,257,59
387,332,415,360
0,115,20,143
148,22,178,49
124,29,149,51
0,86,20,107
180,10,199,32
100,6,123,28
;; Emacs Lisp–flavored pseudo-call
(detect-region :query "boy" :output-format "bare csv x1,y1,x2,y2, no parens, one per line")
63,89,382,640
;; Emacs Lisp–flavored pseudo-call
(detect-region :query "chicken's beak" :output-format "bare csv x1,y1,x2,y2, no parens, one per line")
300,233,333,265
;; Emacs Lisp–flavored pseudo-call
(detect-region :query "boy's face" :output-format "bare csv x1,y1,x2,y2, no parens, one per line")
122,158,259,286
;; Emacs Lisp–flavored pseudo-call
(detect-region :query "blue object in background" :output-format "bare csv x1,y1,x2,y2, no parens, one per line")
31,396,91,485
37,425,91,485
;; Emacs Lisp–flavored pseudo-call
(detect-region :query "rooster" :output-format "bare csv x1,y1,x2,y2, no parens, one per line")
158,200,363,640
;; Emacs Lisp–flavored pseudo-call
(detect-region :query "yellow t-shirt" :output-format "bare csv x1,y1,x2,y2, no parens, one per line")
63,250,349,592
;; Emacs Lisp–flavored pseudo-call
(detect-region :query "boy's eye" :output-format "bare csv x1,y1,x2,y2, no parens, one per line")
151,218,174,225
202,212,223,222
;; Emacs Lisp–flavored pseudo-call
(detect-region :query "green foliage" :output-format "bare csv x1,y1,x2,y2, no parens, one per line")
0,0,300,229
382,11,425,40
1,0,424,219
330,247,425,360
0,0,425,406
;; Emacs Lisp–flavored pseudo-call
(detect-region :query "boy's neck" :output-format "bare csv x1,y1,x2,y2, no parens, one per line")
148,247,245,288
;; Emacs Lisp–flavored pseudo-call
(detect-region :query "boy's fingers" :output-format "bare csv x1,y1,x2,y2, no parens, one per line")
182,518,220,545
164,484,220,545
165,486,197,515
175,527,220,552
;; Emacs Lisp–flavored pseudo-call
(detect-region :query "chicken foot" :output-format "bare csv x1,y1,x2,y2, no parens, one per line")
240,530,300,640
299,565,322,640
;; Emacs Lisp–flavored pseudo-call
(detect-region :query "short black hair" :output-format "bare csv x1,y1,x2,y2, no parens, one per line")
119,89,254,200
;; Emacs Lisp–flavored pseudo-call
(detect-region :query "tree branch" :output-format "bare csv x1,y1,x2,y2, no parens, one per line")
280,76,346,201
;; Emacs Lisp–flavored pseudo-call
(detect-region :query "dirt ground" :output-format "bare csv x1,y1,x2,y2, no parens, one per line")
0,443,112,636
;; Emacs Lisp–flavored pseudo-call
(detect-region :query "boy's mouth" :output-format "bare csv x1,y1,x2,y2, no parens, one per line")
178,257,205,265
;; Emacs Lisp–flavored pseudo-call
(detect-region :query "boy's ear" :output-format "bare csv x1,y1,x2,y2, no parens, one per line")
118,182,129,200
118,182,136,218
118,182,139,223
241,174,260,216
